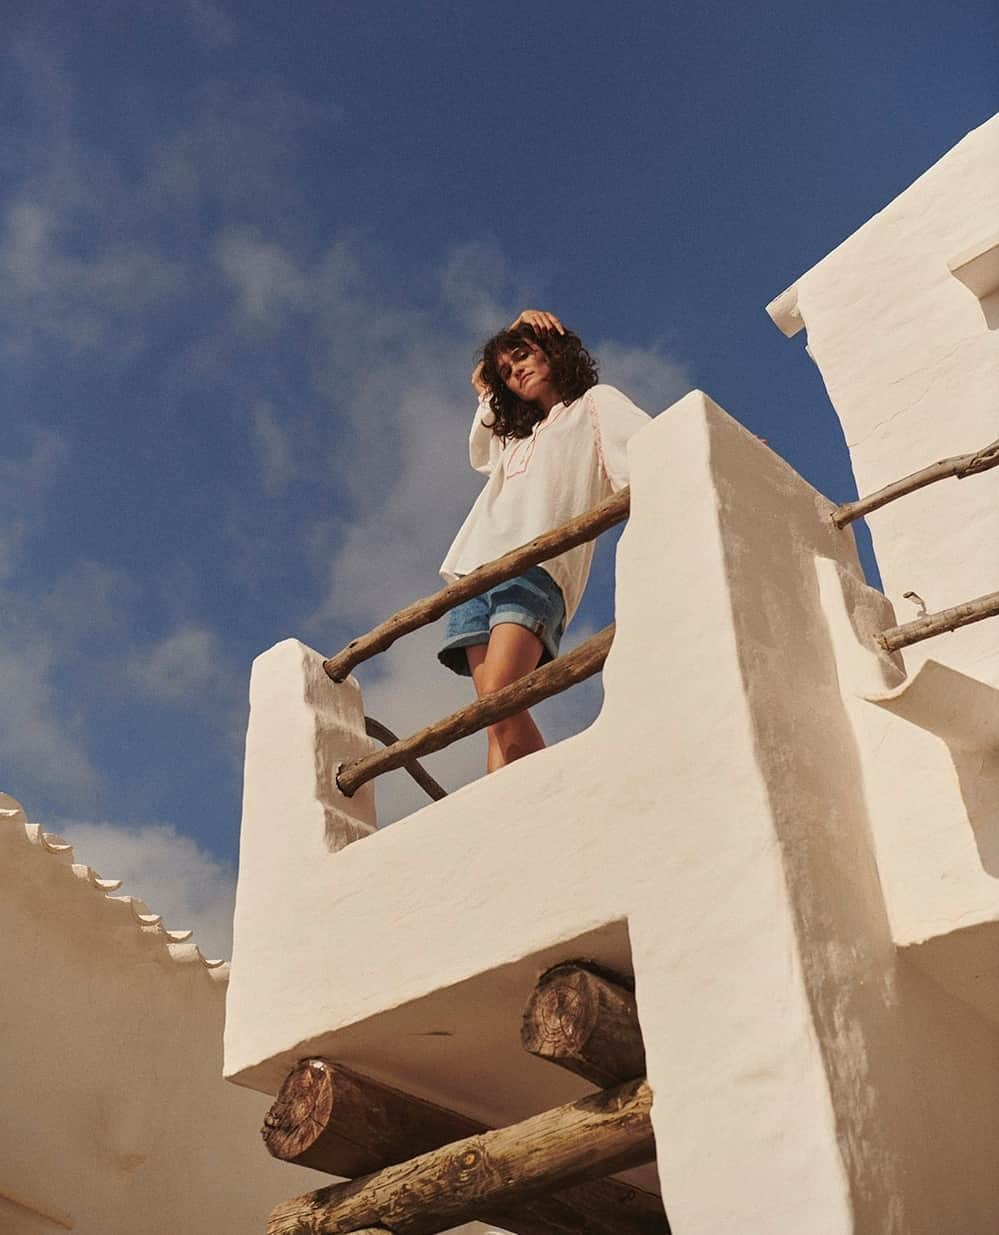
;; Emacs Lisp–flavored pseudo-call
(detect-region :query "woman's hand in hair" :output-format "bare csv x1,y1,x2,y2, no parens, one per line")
509,309,565,335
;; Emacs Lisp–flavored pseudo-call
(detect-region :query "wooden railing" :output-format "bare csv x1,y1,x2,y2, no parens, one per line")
328,488,631,799
325,432,999,802
831,436,998,528
833,434,999,654
324,488,631,682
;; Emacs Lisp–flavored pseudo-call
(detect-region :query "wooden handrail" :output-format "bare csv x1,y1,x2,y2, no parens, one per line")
324,489,630,682
878,588,999,653
833,436,999,528
337,625,614,796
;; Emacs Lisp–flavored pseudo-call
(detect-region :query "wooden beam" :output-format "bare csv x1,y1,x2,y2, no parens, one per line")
832,435,999,528
336,624,614,797
522,963,646,1088
488,1178,670,1235
267,1076,658,1235
262,1059,482,1177
364,716,447,802
324,489,630,682
877,588,999,653
263,1060,668,1235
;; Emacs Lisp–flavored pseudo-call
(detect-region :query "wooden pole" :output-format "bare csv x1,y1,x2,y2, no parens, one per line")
262,1059,483,1177
522,963,646,1088
267,1076,658,1235
324,489,630,682
877,588,999,653
262,1059,668,1235
364,717,447,802
336,625,614,797
832,436,999,528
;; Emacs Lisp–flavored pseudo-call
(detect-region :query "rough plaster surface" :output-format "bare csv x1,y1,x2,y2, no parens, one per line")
768,112,999,688
816,558,999,1026
0,795,324,1235
228,390,999,1233
769,114,999,1035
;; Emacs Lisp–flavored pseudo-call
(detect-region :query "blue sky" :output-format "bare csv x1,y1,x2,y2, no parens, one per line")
3,0,996,955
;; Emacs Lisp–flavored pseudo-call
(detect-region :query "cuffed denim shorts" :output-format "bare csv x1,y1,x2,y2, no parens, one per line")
438,565,566,677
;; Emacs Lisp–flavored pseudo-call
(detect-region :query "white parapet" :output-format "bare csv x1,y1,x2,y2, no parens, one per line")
226,389,999,1234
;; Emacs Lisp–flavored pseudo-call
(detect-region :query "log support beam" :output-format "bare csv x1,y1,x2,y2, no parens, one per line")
267,1075,661,1235
521,962,646,1088
263,1060,667,1235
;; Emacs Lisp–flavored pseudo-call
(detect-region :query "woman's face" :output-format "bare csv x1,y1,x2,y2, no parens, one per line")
496,340,560,412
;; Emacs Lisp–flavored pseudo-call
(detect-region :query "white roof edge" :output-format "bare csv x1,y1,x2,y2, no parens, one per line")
765,283,804,338
3,792,229,983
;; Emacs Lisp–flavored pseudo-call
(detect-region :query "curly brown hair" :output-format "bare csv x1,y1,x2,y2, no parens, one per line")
478,323,599,440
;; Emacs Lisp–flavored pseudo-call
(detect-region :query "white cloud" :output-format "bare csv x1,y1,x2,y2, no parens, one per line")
438,239,533,338
0,636,100,802
145,80,340,223
0,525,26,579
0,426,67,578
595,338,692,414
0,429,99,802
216,227,308,324
0,194,184,357
55,819,236,960
252,401,296,494
128,625,228,705
38,560,134,643
185,0,237,49
0,38,334,361
0,425,69,497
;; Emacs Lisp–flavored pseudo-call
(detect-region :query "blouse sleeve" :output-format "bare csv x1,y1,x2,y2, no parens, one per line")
588,385,652,491
469,397,503,476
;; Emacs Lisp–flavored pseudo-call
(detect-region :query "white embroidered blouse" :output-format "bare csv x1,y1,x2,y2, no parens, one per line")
439,384,651,627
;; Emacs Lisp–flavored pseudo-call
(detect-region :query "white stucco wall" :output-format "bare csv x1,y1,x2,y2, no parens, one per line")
227,391,999,1234
768,111,999,688
0,795,324,1235
766,113,999,1022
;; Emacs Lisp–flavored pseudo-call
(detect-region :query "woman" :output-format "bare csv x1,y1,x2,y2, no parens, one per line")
439,309,650,771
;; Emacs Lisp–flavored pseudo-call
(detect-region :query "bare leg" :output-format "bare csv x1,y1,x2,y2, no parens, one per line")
465,623,547,772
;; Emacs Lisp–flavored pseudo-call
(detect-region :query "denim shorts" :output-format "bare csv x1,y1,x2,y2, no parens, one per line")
438,565,566,677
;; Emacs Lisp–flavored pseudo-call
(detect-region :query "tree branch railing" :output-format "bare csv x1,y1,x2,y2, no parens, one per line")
877,589,999,654
338,626,614,798
832,435,999,528
324,487,631,683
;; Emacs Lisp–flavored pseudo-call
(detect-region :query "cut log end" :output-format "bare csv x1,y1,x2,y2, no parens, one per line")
522,962,646,1089
262,1058,336,1162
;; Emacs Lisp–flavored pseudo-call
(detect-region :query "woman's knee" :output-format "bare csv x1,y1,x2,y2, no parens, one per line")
475,665,518,697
